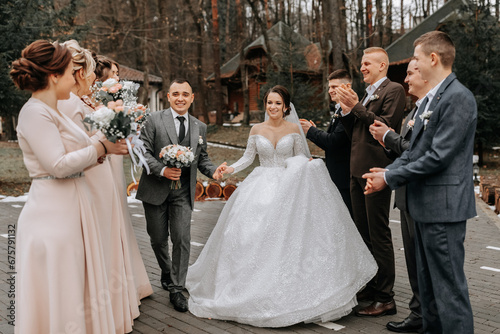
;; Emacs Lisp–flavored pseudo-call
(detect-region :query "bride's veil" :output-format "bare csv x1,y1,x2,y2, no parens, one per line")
264,102,311,158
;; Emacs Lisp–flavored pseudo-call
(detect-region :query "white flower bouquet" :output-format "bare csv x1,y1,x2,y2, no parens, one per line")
159,144,195,189
83,79,150,142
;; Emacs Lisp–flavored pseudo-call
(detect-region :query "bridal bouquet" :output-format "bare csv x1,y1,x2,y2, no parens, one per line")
159,144,195,189
83,78,151,179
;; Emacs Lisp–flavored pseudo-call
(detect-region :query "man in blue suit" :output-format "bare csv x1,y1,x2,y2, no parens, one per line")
362,31,476,333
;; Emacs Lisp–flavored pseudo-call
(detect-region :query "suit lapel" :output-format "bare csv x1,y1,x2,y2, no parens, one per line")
189,114,200,153
401,107,416,138
162,108,178,145
364,78,389,107
411,73,457,142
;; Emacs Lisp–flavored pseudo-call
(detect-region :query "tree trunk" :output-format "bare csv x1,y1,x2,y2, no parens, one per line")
357,0,366,49
385,0,393,45
366,0,374,47
478,140,484,166
211,0,224,126
157,0,172,106
236,0,251,125
400,0,405,34
331,0,344,69
184,0,209,122
140,0,150,106
375,0,383,46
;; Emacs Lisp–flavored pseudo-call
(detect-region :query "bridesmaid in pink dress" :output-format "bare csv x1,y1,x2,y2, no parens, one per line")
95,55,154,301
57,41,153,333
11,40,128,333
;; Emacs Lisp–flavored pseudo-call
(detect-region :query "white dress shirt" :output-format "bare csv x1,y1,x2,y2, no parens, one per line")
171,109,189,139
362,76,387,106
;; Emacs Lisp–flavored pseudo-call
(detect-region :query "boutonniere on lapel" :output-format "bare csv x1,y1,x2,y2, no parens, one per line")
407,119,415,130
419,110,433,130
198,136,204,145
370,94,379,101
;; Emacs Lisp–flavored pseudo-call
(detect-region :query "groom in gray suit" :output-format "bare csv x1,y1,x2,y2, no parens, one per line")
137,79,223,312
363,31,476,333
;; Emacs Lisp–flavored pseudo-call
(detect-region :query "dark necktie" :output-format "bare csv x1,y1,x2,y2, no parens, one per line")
177,116,186,143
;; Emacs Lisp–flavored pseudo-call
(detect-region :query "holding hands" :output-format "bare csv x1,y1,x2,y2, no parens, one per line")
362,167,388,195
335,84,359,114
213,162,233,180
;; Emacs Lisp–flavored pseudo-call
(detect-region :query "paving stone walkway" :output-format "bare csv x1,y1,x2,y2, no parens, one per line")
0,194,499,333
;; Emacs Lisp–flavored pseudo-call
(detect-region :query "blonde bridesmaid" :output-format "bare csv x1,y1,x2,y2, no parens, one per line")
57,40,153,333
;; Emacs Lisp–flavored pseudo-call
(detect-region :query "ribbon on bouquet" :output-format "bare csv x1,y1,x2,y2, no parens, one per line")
126,128,151,184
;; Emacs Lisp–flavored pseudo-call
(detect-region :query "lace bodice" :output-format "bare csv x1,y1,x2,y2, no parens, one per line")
231,133,306,173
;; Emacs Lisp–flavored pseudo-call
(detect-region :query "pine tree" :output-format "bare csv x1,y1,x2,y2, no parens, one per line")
0,0,87,139
441,3,500,164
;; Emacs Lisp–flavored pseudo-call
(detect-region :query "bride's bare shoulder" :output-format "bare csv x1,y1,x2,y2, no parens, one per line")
249,123,263,136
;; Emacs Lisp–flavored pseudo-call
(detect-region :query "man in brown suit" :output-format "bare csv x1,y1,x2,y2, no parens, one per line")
336,47,405,316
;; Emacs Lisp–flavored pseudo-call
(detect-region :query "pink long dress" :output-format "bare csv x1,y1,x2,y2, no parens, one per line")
15,97,116,333
58,93,153,333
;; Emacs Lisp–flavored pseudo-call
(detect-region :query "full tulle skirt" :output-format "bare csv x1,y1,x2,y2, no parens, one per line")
186,155,378,327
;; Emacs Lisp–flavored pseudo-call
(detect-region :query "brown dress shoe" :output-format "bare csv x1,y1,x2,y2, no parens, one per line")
355,300,397,317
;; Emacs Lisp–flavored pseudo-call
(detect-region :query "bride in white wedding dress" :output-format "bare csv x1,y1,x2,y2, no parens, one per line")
186,86,377,327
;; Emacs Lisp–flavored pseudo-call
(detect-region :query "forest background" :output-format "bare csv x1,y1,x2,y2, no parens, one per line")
1,0,500,163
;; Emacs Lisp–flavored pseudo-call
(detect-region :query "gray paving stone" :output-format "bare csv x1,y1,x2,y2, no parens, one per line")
0,194,499,333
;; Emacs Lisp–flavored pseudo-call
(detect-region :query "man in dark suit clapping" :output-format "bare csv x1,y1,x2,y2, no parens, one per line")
336,47,406,317
363,31,476,333
300,69,353,216
369,59,431,333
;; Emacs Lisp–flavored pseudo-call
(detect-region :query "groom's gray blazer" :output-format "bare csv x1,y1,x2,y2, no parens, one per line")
385,73,477,223
136,107,216,209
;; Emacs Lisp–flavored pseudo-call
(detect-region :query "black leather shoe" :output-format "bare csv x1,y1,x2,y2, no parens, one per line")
386,316,423,333
170,292,188,312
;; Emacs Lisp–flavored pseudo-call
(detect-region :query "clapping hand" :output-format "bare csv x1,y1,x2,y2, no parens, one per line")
362,167,388,195
299,119,315,134
369,120,393,147
335,84,359,114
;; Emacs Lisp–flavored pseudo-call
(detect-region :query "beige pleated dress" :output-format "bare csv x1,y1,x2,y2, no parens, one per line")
58,93,153,333
15,97,116,333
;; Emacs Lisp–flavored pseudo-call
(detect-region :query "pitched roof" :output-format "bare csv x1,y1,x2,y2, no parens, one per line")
385,0,469,64
119,64,163,84
207,21,319,81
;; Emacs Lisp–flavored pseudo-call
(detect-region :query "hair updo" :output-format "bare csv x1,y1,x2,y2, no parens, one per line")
10,40,72,92
263,85,291,117
62,40,95,78
94,55,119,82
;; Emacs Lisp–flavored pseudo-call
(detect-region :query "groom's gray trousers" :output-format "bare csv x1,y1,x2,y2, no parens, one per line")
142,179,192,294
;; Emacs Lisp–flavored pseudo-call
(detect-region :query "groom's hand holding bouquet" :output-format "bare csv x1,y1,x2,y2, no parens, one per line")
159,144,195,189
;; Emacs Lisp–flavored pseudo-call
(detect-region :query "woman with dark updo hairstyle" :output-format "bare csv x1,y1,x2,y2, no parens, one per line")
95,55,120,82
11,40,128,333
